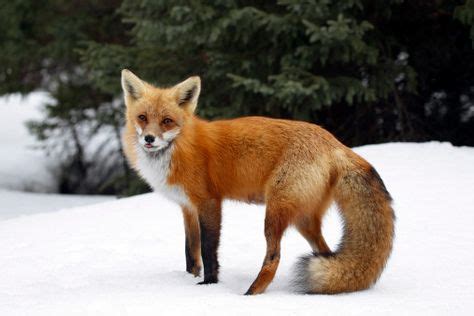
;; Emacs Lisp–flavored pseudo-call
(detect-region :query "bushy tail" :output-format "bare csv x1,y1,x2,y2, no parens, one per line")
294,166,395,294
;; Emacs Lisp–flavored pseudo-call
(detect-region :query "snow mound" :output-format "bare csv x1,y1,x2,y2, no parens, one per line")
1,142,473,315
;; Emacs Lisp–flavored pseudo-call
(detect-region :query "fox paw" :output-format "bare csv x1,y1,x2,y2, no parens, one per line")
197,276,218,285
186,265,201,277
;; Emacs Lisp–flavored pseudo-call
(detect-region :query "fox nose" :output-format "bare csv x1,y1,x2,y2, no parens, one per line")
144,135,155,143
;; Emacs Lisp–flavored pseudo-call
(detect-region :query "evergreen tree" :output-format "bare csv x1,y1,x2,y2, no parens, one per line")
1,0,473,195
84,0,474,146
0,0,147,194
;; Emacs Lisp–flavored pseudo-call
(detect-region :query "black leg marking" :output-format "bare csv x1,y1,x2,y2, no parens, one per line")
198,222,219,284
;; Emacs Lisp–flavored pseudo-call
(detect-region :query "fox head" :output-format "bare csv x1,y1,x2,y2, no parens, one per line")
121,69,200,153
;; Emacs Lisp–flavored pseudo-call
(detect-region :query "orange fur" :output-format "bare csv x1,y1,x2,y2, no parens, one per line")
121,70,395,295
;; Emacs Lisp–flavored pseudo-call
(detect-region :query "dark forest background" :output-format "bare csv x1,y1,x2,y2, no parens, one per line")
1,0,473,195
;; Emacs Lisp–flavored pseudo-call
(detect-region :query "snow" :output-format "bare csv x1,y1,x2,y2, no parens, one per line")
0,189,112,220
0,92,57,192
1,142,473,315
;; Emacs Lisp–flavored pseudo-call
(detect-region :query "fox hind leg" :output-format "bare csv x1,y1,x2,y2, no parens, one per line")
245,201,292,295
295,216,331,255
295,189,334,255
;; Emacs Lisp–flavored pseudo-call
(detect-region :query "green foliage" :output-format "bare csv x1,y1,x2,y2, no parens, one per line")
0,0,147,194
455,0,474,43
92,0,416,123
1,0,473,195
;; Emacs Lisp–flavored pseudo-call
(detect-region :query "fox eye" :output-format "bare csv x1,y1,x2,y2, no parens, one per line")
162,118,173,125
138,114,147,122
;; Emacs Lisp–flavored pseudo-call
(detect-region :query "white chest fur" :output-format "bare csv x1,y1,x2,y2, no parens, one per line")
136,146,190,207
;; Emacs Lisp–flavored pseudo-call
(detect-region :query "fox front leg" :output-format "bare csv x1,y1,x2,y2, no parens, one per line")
182,207,202,277
196,199,222,284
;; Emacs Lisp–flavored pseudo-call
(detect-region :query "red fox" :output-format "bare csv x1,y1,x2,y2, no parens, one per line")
121,69,395,295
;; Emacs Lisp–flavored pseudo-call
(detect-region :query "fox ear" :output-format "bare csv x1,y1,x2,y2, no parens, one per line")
174,76,201,113
121,69,146,102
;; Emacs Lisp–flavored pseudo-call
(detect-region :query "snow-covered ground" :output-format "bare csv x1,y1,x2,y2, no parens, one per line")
0,189,112,220
1,142,473,315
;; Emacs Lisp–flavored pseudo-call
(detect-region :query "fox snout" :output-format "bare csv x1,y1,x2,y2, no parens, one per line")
137,129,180,153
138,132,162,151
144,134,155,144
143,134,156,149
